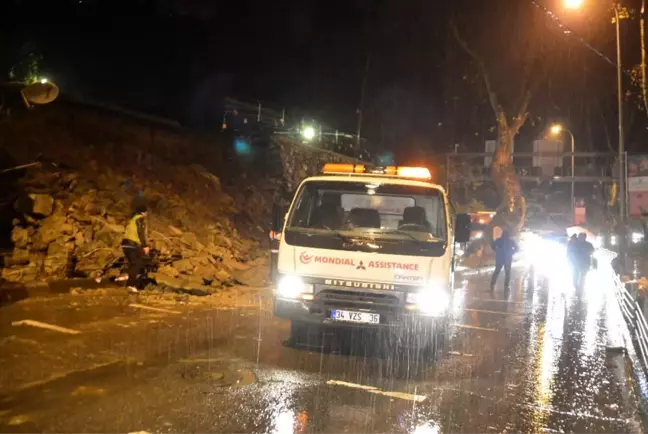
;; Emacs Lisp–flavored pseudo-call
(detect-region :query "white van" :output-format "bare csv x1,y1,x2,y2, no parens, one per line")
271,163,470,353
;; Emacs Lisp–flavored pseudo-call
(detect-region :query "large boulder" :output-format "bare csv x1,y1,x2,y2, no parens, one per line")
10,248,30,265
44,242,70,276
36,214,72,247
29,194,55,216
172,258,195,274
11,227,31,249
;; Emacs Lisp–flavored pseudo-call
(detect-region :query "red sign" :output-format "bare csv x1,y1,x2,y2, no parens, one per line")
628,155,648,216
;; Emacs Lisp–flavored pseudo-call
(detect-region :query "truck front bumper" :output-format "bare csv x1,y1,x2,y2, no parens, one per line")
273,296,447,333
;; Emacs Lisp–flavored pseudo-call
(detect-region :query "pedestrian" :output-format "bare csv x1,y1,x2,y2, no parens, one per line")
490,230,518,291
567,234,578,266
573,232,594,288
121,203,150,293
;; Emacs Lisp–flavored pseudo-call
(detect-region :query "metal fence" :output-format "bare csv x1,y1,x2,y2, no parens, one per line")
616,275,648,375
221,98,374,161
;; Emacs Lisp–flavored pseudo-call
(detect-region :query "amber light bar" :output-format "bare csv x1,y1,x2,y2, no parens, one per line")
322,163,366,174
322,164,432,180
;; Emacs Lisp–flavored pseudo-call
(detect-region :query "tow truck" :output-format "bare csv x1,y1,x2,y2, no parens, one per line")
270,163,471,357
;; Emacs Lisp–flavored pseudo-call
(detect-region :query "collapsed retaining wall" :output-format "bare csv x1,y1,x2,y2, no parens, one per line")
0,102,365,285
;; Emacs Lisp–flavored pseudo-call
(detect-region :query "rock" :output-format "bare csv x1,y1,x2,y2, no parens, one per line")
11,227,30,249
168,225,183,236
37,214,71,246
104,223,125,233
157,265,179,277
215,268,233,284
44,242,70,276
74,232,85,246
29,194,55,216
10,249,30,265
181,232,199,249
76,248,118,276
95,231,117,247
172,258,195,274
2,265,39,282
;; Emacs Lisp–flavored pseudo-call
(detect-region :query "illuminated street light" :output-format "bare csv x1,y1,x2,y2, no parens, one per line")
564,0,584,9
301,125,316,141
563,0,627,268
549,123,575,223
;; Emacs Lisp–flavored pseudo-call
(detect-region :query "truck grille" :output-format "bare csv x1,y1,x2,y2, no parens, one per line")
316,289,400,310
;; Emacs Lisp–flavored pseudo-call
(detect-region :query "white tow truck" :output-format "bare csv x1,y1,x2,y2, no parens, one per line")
271,163,471,355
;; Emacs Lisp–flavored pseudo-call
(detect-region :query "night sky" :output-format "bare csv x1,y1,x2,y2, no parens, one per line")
3,0,648,158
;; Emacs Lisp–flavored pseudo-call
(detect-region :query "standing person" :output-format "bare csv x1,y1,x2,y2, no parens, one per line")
490,230,518,291
567,234,578,267
573,232,594,288
121,204,150,293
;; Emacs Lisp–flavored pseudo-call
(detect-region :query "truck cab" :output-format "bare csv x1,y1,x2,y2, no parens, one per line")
271,163,470,353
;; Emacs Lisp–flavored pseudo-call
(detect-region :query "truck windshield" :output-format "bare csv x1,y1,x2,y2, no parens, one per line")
285,181,447,253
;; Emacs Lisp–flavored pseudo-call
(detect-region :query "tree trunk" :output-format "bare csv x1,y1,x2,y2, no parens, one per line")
490,114,525,236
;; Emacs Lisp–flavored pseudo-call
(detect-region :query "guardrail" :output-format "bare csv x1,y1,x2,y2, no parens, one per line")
607,252,648,413
616,277,648,375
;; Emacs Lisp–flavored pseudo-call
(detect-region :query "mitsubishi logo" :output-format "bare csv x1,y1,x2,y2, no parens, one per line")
356,261,366,270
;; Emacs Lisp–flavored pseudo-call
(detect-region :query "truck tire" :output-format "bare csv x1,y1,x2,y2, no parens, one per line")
289,321,322,348
392,322,446,378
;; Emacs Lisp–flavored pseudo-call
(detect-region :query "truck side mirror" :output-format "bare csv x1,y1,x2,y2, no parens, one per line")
271,203,286,234
455,213,471,243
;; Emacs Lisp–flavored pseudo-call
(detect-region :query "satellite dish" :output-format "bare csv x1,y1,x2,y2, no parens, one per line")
21,80,59,105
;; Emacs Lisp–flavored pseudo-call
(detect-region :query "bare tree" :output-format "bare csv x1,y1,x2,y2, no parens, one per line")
449,1,554,235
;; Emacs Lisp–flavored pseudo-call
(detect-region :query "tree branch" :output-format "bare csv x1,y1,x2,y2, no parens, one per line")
451,19,507,128
511,63,546,133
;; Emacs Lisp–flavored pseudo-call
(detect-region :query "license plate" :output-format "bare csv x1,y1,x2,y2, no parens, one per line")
330,309,380,324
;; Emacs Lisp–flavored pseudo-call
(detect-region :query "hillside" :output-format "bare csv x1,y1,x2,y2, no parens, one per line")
0,103,276,291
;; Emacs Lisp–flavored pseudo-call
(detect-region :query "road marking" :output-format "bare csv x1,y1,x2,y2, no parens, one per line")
327,380,378,391
326,380,425,402
370,390,425,402
464,308,523,316
454,324,498,332
129,304,180,314
11,320,81,335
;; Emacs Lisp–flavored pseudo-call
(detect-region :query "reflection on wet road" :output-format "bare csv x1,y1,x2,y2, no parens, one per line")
0,263,644,433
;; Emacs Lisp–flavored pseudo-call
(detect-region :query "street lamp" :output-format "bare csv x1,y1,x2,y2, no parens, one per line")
564,0,584,9
564,0,626,267
301,125,316,141
550,124,576,223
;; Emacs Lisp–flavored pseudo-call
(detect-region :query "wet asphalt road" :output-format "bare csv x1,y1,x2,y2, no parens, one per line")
0,263,644,433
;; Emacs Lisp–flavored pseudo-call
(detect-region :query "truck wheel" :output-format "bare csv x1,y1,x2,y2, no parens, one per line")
392,323,446,377
289,321,321,348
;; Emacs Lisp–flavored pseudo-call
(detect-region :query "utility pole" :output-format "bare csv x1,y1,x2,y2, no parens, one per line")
615,4,628,269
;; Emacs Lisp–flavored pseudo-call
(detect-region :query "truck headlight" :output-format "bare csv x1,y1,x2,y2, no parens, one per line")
406,283,450,316
277,276,313,299
632,232,644,244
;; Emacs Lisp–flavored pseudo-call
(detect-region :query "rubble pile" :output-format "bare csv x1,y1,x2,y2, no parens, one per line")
2,157,263,292
0,103,364,292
